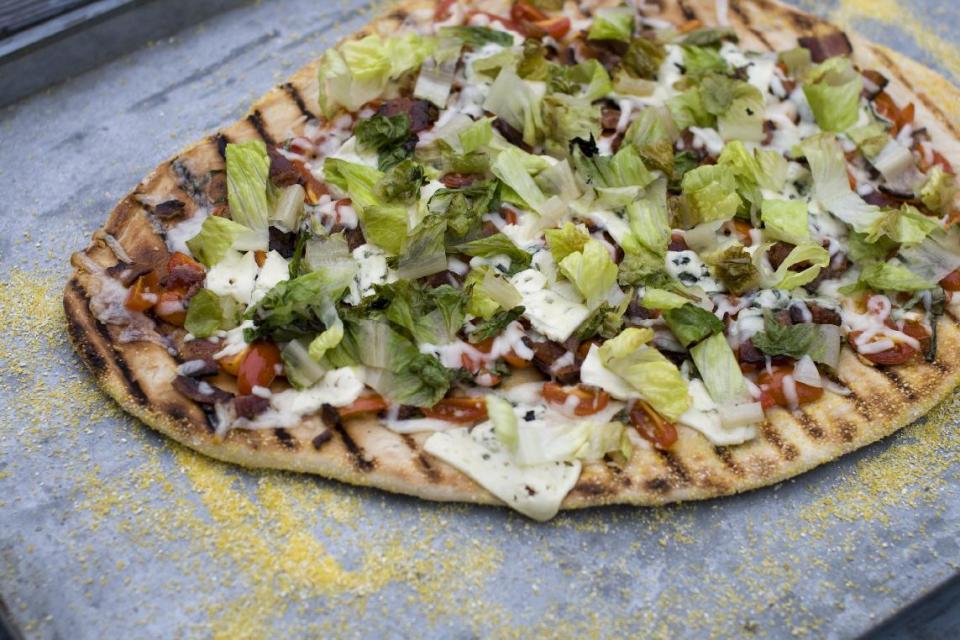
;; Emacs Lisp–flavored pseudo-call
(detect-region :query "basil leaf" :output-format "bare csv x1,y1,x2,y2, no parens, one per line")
354,114,414,171
663,303,724,348
750,310,816,358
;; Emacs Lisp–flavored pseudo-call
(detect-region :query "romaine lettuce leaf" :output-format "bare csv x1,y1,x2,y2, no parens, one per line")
767,242,830,290
483,66,544,147
599,328,691,420
865,203,940,246
225,140,273,231
839,261,936,294
558,239,619,309
681,164,742,224
491,147,548,212
545,222,590,263
625,177,671,256
663,303,723,347
588,6,635,42
186,214,267,267
761,199,809,245
802,56,863,132
487,395,518,449
455,233,532,273
689,332,750,405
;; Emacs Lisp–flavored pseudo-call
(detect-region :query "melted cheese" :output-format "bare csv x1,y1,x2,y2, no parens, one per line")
206,250,259,305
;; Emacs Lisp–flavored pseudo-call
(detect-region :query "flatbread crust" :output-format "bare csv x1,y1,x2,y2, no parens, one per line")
65,0,960,512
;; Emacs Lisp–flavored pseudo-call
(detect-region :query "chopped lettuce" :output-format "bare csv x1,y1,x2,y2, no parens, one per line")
491,147,548,212
225,141,272,231
710,243,761,295
414,37,462,108
397,215,448,280
362,204,410,255
717,140,788,204
641,287,692,310
800,133,885,233
545,222,590,263
323,157,384,209
186,215,266,267
483,66,544,148
317,33,434,116
681,164,742,225
766,242,830,290
599,328,691,420
542,94,601,152
865,204,940,246
184,289,225,338
354,113,415,171
667,87,713,130
464,268,501,319
920,166,957,214
558,239,619,309
281,339,327,390
572,143,656,190
383,281,466,345
487,395,518,449
307,300,345,362
438,26,513,48
620,37,666,80
375,159,424,203
689,333,750,405
428,179,499,241
623,106,678,176
663,303,723,347
847,122,889,159
682,45,728,79
750,310,816,358
588,6,634,42
840,261,936,294
469,306,525,343
455,233,532,273
244,266,356,342
626,178,671,256
717,82,766,143
802,56,863,132
459,118,494,154
761,199,809,245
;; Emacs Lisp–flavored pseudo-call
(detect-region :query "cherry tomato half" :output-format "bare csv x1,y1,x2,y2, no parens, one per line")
543,382,610,416
236,340,282,395
757,366,823,409
338,394,389,418
421,396,488,423
124,271,160,312
629,400,677,450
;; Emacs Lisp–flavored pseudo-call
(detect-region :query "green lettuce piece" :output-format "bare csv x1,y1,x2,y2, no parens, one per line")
572,143,656,190
768,242,830,290
307,300,344,362
225,140,272,231
681,164,742,224
459,117,494,154
667,87,714,130
334,319,451,407
847,122,890,159
542,94,601,151
317,34,434,117
663,303,723,347
397,215,448,280
354,113,414,171
545,222,590,263
375,159,424,203
699,74,737,116
438,26,513,48
469,306,525,343
617,247,682,289
491,147,547,212
717,140,788,206
427,179,500,241
920,166,957,214
304,232,351,274
483,66,544,148
670,151,700,190
574,292,633,340
865,204,940,246
323,157,384,209
710,243,760,294
848,230,896,265
546,59,612,101
839,261,936,294
487,394,518,449
517,39,550,80
559,239,619,309
642,288,692,310
281,339,327,390
535,159,581,201
588,6,634,42
750,310,815,359
186,215,265,267
689,332,750,405
623,107,679,176
382,280,466,345
455,233,532,273
682,28,738,47
717,82,766,143
184,289,224,338
464,268,500,319
513,418,630,466
682,45,728,79
802,57,863,132
362,204,409,255
800,133,885,233
761,199,809,245
244,266,356,342
626,177,670,256
599,328,691,420
620,37,666,80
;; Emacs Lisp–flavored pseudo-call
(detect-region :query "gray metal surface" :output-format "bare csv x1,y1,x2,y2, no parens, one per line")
0,0,958,638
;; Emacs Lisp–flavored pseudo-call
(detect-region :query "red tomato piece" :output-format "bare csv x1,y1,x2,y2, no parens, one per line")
236,340,282,395
421,396,489,423
542,382,610,416
629,401,678,450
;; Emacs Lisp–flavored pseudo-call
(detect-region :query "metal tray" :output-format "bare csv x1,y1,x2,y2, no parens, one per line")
0,0,958,637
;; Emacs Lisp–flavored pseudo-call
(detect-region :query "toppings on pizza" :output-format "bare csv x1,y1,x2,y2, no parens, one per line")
79,1,960,519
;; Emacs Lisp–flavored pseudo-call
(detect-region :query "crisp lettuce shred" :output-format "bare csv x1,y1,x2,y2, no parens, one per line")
599,328,691,420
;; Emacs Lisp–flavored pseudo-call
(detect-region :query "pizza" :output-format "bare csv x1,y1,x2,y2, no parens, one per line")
65,0,960,520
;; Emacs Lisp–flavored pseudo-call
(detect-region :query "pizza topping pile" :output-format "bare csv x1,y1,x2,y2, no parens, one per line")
102,1,959,518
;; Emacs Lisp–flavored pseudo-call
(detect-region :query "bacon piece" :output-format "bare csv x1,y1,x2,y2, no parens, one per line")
154,199,186,219
234,394,270,419
269,148,302,187
492,118,532,152
178,358,220,378
527,339,580,385
798,31,852,63
376,97,439,133
178,338,220,362
329,222,366,251
173,375,232,405
601,105,621,131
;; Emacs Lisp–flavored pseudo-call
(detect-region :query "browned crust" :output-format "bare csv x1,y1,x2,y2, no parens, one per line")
64,0,960,514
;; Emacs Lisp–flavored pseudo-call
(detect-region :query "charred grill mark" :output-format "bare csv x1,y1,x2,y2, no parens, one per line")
574,480,611,496
274,428,297,449
247,110,275,145
929,359,950,375
715,446,744,476
838,420,856,443
400,434,418,451
761,422,798,460
282,82,317,120
879,368,917,400
388,8,408,21
312,429,334,449
845,389,874,420
728,0,773,51
213,132,230,159
645,477,672,494
658,450,691,484
65,282,107,371
677,0,696,21
784,6,818,32
321,405,374,471
400,434,441,481
607,463,632,487
170,159,206,206
870,48,960,139
796,411,825,439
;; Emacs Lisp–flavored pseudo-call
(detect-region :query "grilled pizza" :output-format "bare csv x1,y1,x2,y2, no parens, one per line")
66,0,960,520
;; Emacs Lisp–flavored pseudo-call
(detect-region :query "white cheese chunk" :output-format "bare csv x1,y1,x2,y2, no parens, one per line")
251,250,290,305
206,250,258,305
423,422,582,521
247,367,366,429
678,380,757,445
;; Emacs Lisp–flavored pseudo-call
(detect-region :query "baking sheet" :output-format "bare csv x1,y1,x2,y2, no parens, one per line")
1,0,959,637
